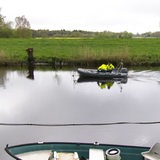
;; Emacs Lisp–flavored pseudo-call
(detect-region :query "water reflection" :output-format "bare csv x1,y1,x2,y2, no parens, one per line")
77,77,128,92
0,68,8,88
27,65,34,80
1,68,160,160
97,81,114,89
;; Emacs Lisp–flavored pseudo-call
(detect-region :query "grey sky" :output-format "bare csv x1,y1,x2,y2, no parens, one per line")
1,0,160,33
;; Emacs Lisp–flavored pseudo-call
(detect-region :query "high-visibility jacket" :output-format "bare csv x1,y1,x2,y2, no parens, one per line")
98,63,115,71
107,63,115,70
98,64,107,70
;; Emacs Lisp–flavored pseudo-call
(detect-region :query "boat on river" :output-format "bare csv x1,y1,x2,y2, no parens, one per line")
77,68,128,78
5,141,152,160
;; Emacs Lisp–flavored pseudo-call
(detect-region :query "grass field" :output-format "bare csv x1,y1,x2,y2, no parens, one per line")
0,38,160,66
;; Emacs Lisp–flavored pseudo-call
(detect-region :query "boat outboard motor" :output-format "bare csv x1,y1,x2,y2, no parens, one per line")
106,148,121,160
120,68,128,73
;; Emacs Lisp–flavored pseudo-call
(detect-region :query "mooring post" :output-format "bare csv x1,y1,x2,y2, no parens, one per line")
26,48,34,65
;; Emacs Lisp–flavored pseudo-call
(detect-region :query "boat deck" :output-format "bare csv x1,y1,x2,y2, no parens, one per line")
16,150,51,160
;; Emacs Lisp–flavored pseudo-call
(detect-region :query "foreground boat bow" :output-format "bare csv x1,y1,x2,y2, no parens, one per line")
5,142,150,160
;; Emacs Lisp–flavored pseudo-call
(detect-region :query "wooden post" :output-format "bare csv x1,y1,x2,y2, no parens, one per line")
26,48,34,65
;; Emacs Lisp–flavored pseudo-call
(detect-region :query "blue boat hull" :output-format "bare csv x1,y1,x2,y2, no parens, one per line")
77,68,128,78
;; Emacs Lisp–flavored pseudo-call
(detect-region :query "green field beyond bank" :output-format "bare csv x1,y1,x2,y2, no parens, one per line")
0,38,160,66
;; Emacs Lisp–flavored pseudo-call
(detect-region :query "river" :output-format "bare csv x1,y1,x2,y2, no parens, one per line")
0,67,160,160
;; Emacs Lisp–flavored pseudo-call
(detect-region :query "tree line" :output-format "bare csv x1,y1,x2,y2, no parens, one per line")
1,8,160,38
0,8,31,38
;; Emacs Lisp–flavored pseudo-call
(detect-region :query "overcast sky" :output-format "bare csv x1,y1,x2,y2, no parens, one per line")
1,0,160,33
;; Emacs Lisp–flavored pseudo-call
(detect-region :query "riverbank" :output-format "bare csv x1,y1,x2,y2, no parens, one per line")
0,38,160,67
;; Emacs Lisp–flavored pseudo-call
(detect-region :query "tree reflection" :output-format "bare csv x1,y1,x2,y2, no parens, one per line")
0,68,8,88
53,71,61,86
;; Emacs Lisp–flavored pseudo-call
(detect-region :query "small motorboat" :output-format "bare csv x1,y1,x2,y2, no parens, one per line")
77,68,128,78
5,141,155,160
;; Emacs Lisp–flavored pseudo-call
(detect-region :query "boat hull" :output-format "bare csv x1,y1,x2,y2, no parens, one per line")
77,68,128,78
5,142,149,160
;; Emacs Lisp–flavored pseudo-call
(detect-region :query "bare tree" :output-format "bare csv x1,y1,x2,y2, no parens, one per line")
15,15,30,29
0,8,5,26
0,8,13,37
15,15,32,38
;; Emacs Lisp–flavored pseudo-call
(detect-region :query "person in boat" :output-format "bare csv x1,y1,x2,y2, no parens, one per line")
98,64,107,72
98,62,115,72
107,62,115,72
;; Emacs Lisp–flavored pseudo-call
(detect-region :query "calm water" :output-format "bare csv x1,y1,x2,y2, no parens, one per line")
0,67,160,160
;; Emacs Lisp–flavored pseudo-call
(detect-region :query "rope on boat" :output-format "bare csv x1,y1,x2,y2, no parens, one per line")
1,121,160,127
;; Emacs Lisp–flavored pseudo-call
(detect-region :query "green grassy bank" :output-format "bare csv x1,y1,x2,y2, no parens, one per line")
0,38,160,66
